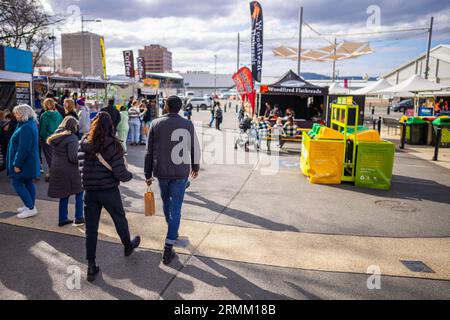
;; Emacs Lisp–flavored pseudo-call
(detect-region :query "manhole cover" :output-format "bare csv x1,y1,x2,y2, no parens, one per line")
401,260,435,273
375,200,418,213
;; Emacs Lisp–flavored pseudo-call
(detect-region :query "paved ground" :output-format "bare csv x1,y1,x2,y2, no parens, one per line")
1,108,450,300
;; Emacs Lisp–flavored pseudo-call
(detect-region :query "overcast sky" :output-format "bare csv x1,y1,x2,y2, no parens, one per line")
41,0,450,79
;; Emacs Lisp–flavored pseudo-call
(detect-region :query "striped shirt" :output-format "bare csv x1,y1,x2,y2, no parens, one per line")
128,107,141,119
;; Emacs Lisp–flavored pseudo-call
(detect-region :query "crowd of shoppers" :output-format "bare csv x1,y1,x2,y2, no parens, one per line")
1,92,201,283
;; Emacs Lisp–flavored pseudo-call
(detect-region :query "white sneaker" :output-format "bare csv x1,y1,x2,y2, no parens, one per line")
17,207,27,213
17,208,38,219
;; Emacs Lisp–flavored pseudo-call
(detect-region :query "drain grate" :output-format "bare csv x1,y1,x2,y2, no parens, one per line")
401,260,435,273
375,200,418,213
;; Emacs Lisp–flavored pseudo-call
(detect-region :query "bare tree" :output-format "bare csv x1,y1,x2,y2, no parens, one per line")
0,0,62,70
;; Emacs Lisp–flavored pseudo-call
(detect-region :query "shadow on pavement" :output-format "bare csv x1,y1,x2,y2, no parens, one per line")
185,191,299,232
0,224,194,300
284,281,322,300
166,256,292,300
331,175,450,205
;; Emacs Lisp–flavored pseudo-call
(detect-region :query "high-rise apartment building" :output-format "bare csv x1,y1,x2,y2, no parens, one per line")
61,32,104,78
138,45,172,74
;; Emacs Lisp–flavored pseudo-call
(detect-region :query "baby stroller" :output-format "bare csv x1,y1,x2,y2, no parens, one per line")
234,117,260,152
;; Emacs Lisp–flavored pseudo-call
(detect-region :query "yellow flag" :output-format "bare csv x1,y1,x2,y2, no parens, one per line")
99,37,107,78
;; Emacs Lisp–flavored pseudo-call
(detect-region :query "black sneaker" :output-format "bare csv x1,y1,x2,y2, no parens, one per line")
58,219,73,227
74,218,86,225
162,245,175,265
87,261,100,282
124,236,141,257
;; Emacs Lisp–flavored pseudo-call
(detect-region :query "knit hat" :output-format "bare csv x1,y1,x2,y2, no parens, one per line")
76,98,86,107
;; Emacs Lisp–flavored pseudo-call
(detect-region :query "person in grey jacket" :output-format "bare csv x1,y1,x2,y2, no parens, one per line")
145,96,200,265
47,116,85,227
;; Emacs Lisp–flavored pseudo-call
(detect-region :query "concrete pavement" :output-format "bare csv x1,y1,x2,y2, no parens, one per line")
1,109,450,299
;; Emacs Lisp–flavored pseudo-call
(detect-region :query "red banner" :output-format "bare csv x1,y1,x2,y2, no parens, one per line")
232,67,256,114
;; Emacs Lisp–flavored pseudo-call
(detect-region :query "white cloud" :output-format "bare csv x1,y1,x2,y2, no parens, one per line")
45,0,450,78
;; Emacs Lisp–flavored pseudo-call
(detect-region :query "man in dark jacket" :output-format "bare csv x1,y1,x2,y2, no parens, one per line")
101,98,121,132
145,96,200,265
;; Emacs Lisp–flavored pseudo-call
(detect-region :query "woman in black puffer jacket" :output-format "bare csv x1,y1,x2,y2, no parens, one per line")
78,111,140,282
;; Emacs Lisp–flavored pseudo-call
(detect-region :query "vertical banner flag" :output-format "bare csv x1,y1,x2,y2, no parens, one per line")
99,37,107,79
232,67,256,114
137,56,146,80
250,1,263,83
123,50,135,78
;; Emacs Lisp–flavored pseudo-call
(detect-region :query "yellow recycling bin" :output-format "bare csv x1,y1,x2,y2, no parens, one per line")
348,130,381,142
300,132,346,185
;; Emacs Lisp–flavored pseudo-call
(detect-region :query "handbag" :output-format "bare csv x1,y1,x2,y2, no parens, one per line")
144,185,156,216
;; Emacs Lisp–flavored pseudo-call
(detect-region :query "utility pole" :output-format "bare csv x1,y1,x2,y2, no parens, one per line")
297,6,303,76
332,38,337,82
424,16,434,79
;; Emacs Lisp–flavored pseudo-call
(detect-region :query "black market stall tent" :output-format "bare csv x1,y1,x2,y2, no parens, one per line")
257,70,328,127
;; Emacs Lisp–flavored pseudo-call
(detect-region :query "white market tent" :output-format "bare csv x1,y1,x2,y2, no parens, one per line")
377,75,448,115
377,75,446,94
329,82,350,95
352,78,392,95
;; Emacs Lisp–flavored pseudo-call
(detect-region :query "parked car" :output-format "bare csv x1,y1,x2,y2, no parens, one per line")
222,92,237,100
391,99,414,112
189,97,212,110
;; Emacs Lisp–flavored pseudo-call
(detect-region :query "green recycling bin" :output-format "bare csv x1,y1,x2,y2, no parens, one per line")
432,117,450,146
355,141,395,190
405,117,427,145
342,125,369,134
308,123,322,138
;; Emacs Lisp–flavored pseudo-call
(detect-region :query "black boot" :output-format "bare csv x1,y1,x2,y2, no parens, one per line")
162,245,175,265
74,217,86,225
124,236,141,257
87,260,100,282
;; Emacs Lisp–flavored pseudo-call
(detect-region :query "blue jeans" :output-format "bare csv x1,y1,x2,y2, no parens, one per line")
11,178,36,209
158,178,188,245
129,119,141,143
209,113,215,127
59,192,84,223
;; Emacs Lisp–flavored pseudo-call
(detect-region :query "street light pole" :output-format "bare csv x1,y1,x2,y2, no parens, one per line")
214,54,217,96
237,33,240,72
81,16,85,94
48,29,56,74
297,6,303,76
332,38,337,82
424,16,434,79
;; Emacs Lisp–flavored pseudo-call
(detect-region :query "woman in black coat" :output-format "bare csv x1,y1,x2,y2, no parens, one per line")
78,112,140,282
47,116,84,227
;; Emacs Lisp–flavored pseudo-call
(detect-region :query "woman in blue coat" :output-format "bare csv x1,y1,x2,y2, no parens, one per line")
7,104,41,219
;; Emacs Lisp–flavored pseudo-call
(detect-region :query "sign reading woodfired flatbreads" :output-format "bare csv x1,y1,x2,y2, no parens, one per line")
250,1,263,83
